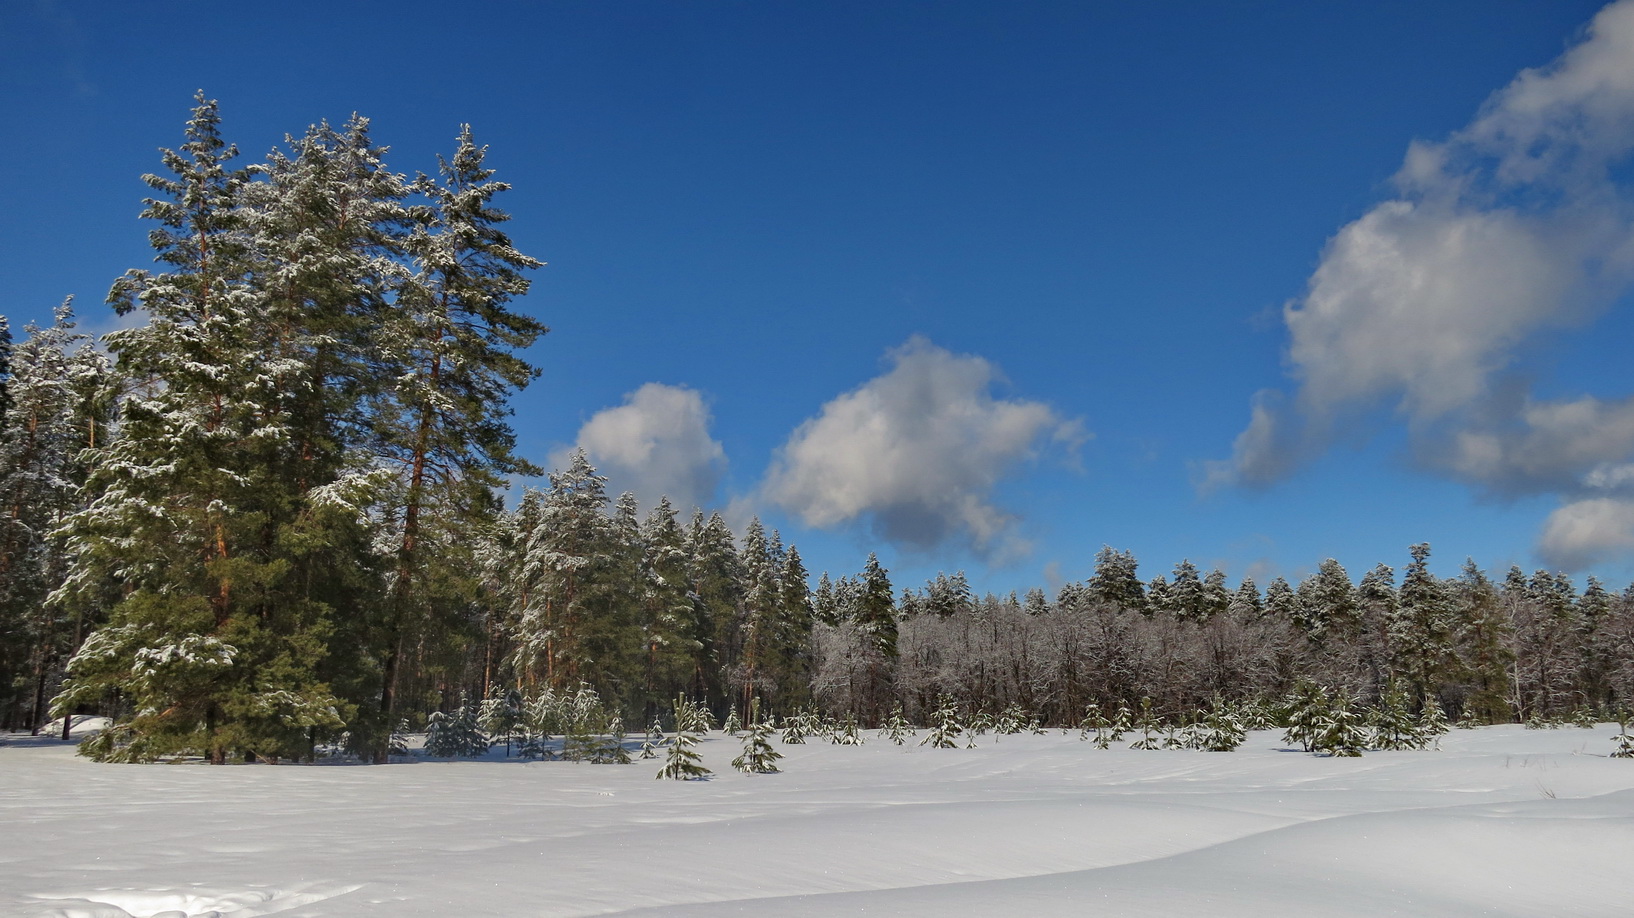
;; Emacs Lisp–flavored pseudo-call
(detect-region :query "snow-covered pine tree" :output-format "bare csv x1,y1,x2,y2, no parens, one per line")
996,703,1028,736
478,689,524,755
640,715,665,759
1417,698,1450,746
831,712,863,745
1367,683,1424,751
1314,693,1367,757
636,497,699,725
1390,544,1458,711
369,124,546,761
732,700,783,774
657,695,712,780
508,455,620,701
1196,696,1247,752
54,94,354,764
1282,682,1330,753
920,695,964,748
591,716,632,764
1087,546,1146,613
1129,697,1165,750
425,704,489,757
688,510,744,714
0,302,112,734
1612,711,1634,758
879,704,915,744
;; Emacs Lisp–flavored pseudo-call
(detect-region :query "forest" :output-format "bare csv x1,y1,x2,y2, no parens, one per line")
4,95,1634,764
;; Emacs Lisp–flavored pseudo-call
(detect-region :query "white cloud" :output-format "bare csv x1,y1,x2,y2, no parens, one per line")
1539,497,1634,570
1210,0,1634,569
763,336,1083,561
555,383,726,513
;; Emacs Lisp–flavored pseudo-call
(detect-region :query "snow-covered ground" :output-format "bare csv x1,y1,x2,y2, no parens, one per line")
3,724,1631,917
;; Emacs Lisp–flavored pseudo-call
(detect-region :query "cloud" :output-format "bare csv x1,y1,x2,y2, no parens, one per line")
555,383,726,513
1209,0,1634,568
1539,497,1634,570
763,336,1084,561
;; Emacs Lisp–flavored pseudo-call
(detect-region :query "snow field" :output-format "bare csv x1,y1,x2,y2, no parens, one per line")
2,725,1631,916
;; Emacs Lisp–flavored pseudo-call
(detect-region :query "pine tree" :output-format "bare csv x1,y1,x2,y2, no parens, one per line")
369,125,545,761
0,302,112,733
1390,544,1458,711
1196,696,1247,751
878,704,915,744
1283,681,1330,753
1315,693,1367,757
1367,683,1424,751
1087,546,1145,612
731,700,782,774
635,497,698,723
657,695,712,780
1452,560,1512,724
56,94,352,764
510,454,621,699
688,510,743,711
919,695,963,748
1169,560,1206,620
424,704,489,758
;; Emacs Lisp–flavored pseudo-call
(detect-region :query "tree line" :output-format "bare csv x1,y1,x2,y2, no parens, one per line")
4,96,1634,763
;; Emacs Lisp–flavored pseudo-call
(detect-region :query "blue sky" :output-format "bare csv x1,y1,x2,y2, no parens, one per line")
6,0,1634,595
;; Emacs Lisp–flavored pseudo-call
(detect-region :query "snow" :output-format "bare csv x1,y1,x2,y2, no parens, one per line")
2,725,1631,916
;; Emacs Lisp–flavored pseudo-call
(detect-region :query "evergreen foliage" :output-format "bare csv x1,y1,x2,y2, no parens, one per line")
424,705,489,758
731,701,783,774
657,695,712,780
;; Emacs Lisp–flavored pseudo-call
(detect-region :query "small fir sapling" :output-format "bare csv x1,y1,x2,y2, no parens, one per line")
478,690,525,756
878,704,915,745
920,696,964,749
1417,699,1450,746
1197,697,1246,752
592,716,632,764
1572,707,1599,728
732,700,783,774
1612,711,1634,758
1282,682,1330,753
1078,703,1104,742
563,717,599,762
996,704,1028,736
1238,699,1275,732
780,709,817,744
640,716,665,759
723,705,742,736
831,713,863,745
1315,693,1367,757
1368,684,1424,751
1110,703,1134,741
657,695,712,781
1129,698,1164,750
1165,719,1193,750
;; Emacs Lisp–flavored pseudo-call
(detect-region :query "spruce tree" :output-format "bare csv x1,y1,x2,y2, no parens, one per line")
56,95,351,763
636,497,698,723
1390,544,1457,710
1087,546,1145,612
